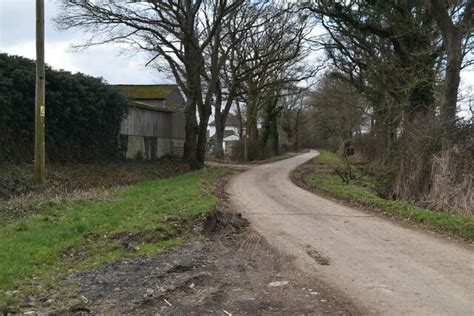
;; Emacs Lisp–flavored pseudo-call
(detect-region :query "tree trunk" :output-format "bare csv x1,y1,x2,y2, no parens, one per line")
195,116,210,168
429,0,472,149
244,78,257,162
294,117,300,151
440,33,462,149
183,97,199,169
182,23,204,169
213,87,225,158
213,115,225,158
196,96,213,167
244,114,259,161
236,100,244,140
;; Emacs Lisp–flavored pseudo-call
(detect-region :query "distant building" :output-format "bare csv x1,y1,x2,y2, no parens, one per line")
208,113,241,153
114,84,186,159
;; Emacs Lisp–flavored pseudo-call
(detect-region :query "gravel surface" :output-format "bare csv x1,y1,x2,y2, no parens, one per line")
228,150,474,315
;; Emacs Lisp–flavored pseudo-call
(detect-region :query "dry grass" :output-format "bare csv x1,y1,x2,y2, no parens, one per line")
302,150,474,240
428,149,473,216
0,157,189,223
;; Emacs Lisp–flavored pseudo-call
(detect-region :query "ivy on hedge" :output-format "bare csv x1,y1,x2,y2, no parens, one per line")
0,53,130,162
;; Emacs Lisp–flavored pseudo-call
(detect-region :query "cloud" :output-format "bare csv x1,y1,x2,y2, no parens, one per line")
1,0,473,89
0,0,168,84
3,40,170,84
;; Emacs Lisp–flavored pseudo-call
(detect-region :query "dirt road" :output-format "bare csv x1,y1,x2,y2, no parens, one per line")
228,151,474,315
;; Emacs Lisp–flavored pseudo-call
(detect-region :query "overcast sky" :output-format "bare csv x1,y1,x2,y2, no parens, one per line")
0,1,472,93
0,0,168,84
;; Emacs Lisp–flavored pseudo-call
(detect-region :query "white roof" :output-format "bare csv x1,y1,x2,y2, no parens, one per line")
224,134,239,142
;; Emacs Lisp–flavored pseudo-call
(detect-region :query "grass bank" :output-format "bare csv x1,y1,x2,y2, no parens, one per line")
0,157,189,202
250,150,309,165
303,151,474,240
0,167,227,310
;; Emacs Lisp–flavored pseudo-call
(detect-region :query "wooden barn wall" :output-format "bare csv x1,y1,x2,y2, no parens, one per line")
120,107,172,138
172,111,186,139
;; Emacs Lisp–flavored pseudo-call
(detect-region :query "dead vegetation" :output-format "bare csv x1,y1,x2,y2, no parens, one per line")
428,146,473,216
0,157,189,223
0,157,189,199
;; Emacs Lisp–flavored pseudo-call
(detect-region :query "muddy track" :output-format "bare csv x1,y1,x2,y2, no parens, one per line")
227,151,474,315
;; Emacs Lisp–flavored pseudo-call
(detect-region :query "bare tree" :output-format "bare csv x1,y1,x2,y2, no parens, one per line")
203,2,316,159
202,2,261,158
227,4,314,160
308,74,368,152
56,0,243,169
280,87,311,151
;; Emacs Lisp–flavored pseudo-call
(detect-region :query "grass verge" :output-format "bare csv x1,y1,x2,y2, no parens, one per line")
304,151,474,240
0,167,227,310
250,151,308,165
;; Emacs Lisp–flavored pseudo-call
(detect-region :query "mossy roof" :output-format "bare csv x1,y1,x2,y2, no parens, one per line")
114,84,178,100
132,101,174,113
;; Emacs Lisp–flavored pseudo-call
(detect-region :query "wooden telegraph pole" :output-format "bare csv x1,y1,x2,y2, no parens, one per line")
35,0,46,184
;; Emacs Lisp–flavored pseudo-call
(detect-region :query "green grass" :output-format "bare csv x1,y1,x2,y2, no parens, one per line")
0,167,227,309
251,151,308,165
313,150,344,166
306,151,474,240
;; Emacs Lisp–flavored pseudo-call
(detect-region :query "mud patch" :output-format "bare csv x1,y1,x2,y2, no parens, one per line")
111,224,185,252
203,209,249,235
305,244,330,266
68,230,357,315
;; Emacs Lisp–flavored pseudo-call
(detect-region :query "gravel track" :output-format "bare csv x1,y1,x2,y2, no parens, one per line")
228,151,474,315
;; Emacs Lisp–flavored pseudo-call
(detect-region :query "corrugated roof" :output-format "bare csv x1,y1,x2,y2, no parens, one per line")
114,84,178,100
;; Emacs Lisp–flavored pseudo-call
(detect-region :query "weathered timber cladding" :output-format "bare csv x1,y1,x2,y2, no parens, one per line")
172,112,186,138
120,107,172,138
115,84,186,160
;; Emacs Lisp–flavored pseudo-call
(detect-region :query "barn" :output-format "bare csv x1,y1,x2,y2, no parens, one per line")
114,84,186,160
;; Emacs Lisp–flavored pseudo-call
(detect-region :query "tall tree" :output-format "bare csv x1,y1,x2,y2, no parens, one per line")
429,0,473,148
308,74,368,152
206,2,314,158
230,4,313,160
305,0,444,165
280,88,311,152
56,0,243,169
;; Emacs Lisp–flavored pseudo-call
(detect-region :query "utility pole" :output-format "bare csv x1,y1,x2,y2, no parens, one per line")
35,0,46,185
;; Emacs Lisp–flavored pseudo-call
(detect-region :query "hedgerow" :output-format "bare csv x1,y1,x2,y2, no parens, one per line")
0,53,129,162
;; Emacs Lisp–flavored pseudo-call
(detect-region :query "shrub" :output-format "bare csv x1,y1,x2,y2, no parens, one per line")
427,121,474,215
0,53,129,162
392,116,442,201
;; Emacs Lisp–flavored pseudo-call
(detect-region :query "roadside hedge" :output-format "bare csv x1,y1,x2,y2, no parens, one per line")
0,53,129,162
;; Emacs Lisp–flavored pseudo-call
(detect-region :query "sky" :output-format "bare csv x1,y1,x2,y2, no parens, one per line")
0,0,472,98
0,0,167,84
